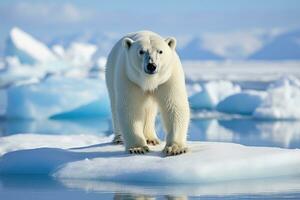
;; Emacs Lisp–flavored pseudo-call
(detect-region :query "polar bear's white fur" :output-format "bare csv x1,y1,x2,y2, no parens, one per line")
105,31,190,156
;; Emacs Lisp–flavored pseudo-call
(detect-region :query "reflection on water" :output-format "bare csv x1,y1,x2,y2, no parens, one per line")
1,116,300,149
0,118,111,136
189,118,300,148
60,178,300,197
1,176,300,199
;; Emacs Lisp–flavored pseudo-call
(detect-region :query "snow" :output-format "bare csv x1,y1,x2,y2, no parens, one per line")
52,42,97,68
254,76,300,119
5,27,57,64
5,76,110,119
1,28,102,87
217,90,267,115
50,143,300,183
183,60,300,82
0,134,111,156
189,80,241,109
188,76,300,119
0,134,299,184
186,83,202,96
0,56,68,87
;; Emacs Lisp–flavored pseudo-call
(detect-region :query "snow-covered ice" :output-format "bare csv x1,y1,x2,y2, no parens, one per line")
0,134,111,156
0,134,299,184
183,60,300,82
52,42,97,68
5,76,110,119
254,76,300,119
189,76,300,119
1,28,101,86
217,90,267,115
44,143,300,183
5,27,57,64
0,56,69,87
189,80,241,109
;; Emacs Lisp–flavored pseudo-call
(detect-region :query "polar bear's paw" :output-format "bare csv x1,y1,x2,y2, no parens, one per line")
146,138,160,146
128,146,150,154
112,135,123,145
163,144,188,156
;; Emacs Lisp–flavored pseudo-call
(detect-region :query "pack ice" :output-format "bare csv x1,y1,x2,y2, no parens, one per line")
0,134,299,184
189,80,241,109
4,76,110,119
254,76,300,119
5,27,57,64
1,27,70,87
190,76,300,119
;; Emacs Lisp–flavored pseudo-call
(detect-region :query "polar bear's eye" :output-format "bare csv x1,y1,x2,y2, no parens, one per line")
139,50,145,55
158,50,163,54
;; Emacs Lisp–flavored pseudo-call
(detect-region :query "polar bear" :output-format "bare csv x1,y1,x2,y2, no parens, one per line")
105,31,190,156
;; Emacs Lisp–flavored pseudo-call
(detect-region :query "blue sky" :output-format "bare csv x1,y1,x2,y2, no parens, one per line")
0,0,300,50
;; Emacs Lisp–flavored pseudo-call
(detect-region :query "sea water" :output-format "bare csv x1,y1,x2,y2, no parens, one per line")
0,114,300,199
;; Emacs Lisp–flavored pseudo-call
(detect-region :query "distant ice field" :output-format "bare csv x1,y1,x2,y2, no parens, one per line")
183,60,300,83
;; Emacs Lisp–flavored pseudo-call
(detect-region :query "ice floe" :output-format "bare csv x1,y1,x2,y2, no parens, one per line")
52,42,97,68
0,134,112,156
189,80,241,109
5,27,57,65
0,134,299,184
217,90,267,115
4,77,110,119
254,76,300,119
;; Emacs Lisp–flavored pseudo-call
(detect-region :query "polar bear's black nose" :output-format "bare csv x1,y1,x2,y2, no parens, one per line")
145,63,157,74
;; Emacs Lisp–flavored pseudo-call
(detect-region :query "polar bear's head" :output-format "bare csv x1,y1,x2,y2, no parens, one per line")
122,34,177,91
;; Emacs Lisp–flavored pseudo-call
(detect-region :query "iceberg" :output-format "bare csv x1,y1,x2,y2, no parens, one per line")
5,27,57,65
0,56,70,87
189,81,241,109
1,27,72,87
217,90,267,115
186,83,202,96
5,76,110,119
52,42,97,68
89,56,107,79
0,134,299,184
254,76,300,119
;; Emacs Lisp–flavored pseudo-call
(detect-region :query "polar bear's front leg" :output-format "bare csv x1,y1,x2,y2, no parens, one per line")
118,107,150,154
116,83,150,154
160,100,190,156
155,72,190,156
144,101,160,145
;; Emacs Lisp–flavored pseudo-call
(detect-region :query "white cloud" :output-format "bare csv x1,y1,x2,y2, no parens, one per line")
13,2,91,23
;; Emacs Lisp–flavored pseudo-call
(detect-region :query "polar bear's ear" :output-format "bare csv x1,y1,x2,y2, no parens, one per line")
122,37,134,50
165,37,177,50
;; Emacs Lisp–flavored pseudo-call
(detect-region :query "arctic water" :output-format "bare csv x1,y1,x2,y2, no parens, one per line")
1,114,300,200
